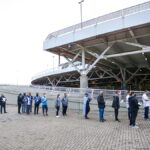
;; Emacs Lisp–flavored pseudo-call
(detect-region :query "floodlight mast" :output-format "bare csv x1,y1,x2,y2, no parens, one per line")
78,0,84,28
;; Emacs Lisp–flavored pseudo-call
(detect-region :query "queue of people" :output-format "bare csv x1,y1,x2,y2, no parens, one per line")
1,90,150,130
17,92,69,117
126,90,150,128
55,93,69,117
15,90,150,127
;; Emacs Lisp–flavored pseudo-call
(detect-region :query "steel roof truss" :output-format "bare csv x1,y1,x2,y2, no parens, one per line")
139,75,147,85
105,47,150,59
97,67,120,81
126,68,141,83
86,44,113,75
47,77,55,86
72,51,81,62
128,29,138,43
55,76,63,86
64,56,81,74
120,68,126,81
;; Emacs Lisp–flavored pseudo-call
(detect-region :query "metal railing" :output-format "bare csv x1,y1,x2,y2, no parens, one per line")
31,64,88,81
46,1,150,40
0,85,144,112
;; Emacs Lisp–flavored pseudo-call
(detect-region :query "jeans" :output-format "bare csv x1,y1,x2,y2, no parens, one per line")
27,105,30,114
22,103,26,113
56,106,60,116
114,108,119,120
99,108,104,121
130,110,138,126
128,108,131,120
18,103,21,114
34,103,40,114
62,105,68,116
42,105,48,115
144,107,149,119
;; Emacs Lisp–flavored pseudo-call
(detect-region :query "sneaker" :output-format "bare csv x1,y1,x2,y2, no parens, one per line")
101,119,105,122
85,117,89,119
56,116,60,118
116,119,120,122
132,125,139,129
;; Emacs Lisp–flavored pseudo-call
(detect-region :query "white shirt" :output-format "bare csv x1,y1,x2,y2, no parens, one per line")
126,94,130,108
142,93,150,107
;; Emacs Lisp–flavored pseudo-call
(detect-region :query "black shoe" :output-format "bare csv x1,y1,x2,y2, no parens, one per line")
116,119,120,122
85,116,89,119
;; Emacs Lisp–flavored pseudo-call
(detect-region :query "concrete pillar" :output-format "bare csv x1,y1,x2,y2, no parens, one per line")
121,81,127,90
82,48,85,70
80,74,88,88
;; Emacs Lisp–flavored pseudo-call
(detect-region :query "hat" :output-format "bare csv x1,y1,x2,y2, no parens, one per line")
85,93,88,96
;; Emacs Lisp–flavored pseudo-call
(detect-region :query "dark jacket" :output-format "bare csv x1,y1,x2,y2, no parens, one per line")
0,95,7,106
112,95,120,109
17,94,23,105
97,95,105,108
34,96,41,105
62,96,68,106
129,96,139,112
0,97,2,105
86,98,90,113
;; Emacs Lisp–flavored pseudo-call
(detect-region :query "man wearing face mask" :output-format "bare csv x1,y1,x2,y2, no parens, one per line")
41,93,48,116
129,92,139,128
142,91,150,120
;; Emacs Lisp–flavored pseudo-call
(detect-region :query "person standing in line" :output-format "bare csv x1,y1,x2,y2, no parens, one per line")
26,93,32,115
22,93,27,113
126,90,131,120
0,94,1,113
17,93,23,114
41,93,48,116
83,93,91,119
34,93,41,115
142,91,150,120
55,94,61,117
129,92,139,128
112,90,120,122
97,91,106,122
0,94,7,114
61,93,68,116
28,92,33,112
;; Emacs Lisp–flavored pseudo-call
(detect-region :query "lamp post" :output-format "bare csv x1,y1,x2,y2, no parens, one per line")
78,0,84,28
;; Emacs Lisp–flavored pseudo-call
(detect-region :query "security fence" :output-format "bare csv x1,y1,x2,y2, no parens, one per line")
0,85,144,114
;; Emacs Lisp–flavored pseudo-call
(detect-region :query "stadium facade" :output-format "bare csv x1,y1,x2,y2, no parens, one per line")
31,1,150,90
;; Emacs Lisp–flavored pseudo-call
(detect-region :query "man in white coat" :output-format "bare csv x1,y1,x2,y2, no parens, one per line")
83,93,91,119
142,91,150,120
126,90,131,120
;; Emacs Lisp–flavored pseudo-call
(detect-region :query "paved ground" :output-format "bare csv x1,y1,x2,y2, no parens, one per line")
0,105,150,150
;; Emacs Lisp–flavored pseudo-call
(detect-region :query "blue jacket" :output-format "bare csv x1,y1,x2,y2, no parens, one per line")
62,96,68,106
34,96,41,104
41,96,48,106
97,95,105,108
55,97,61,107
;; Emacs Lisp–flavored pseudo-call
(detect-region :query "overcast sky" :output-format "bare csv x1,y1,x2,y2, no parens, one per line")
0,0,148,85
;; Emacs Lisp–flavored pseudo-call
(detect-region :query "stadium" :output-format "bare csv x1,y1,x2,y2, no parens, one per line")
31,1,150,90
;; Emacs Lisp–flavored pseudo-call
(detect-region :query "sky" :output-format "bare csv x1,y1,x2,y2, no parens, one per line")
0,0,149,85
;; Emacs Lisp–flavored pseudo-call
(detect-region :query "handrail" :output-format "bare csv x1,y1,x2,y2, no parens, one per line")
45,1,150,40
